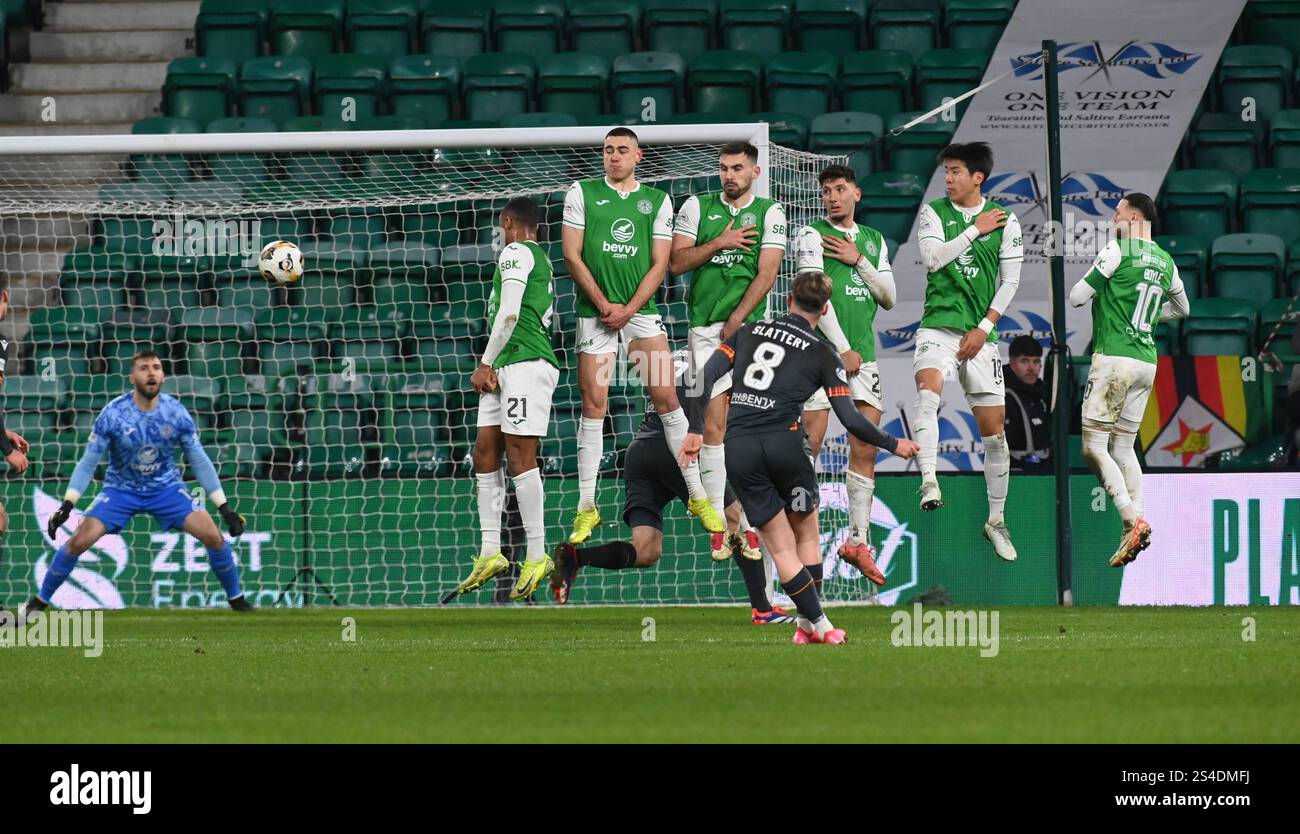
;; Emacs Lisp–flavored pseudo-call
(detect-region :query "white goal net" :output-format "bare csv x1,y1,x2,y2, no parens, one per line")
0,123,883,608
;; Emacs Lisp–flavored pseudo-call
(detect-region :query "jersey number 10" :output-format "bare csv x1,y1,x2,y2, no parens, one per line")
1130,280,1165,334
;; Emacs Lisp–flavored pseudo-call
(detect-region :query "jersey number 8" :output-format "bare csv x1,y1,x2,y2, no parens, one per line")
742,342,786,391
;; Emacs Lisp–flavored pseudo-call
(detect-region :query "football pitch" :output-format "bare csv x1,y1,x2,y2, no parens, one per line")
3,606,1297,743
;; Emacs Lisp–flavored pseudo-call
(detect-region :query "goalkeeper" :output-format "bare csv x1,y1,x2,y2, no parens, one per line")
24,350,251,615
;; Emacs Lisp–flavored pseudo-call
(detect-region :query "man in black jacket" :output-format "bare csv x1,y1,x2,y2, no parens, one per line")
1004,336,1051,472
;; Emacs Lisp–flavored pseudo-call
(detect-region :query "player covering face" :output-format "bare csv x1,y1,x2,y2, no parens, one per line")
680,273,918,645
1068,193,1188,568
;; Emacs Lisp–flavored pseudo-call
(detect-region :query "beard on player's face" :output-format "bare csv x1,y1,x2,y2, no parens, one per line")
133,375,162,400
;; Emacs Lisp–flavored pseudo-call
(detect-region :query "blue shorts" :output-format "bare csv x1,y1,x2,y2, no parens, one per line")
85,485,198,534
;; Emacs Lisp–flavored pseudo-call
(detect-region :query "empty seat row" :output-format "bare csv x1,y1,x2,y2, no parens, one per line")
195,0,1015,64
1159,167,1300,241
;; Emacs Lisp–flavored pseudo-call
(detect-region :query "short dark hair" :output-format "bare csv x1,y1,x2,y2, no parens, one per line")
1121,192,1158,229
1009,335,1043,359
818,164,858,186
937,141,994,181
605,127,639,145
502,196,540,228
131,349,162,368
791,271,832,313
719,141,758,163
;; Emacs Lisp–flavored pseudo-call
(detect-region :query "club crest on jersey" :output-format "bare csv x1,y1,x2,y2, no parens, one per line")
863,239,878,258
160,423,175,439
740,212,757,227
637,199,653,215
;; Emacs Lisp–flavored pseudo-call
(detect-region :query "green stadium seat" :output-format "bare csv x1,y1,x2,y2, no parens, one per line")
464,53,535,123
387,54,460,126
1243,0,1300,59
1217,45,1293,124
355,114,426,130
172,179,245,205
688,50,763,116
101,309,172,377
1289,239,1300,293
207,115,277,132
765,52,837,122
870,0,940,60
643,1,715,63
269,0,343,57
141,275,204,313
95,182,170,254
1182,298,1258,356
750,111,810,150
166,376,223,412
1159,168,1237,241
346,0,417,58
492,0,565,56
793,0,867,57
1210,232,1286,301
28,306,101,349
915,49,987,119
238,55,312,123
1188,112,1264,179
720,0,790,55
332,308,404,372
369,240,438,287
163,58,237,125
420,0,489,61
4,373,65,414
302,239,366,278
398,203,463,248
196,0,268,63
1259,297,1300,361
943,0,1015,54
855,171,924,242
538,53,610,119
411,336,480,374
569,0,640,62
216,276,278,310
313,53,388,123
1239,168,1300,240
1154,234,1207,300
328,207,388,249
611,51,684,121
1268,110,1300,168
884,110,953,179
840,50,913,121
1154,319,1180,356
129,117,200,185
809,111,883,164
255,306,329,376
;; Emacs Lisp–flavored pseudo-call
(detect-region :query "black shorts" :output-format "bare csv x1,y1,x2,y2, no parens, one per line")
622,434,735,531
724,430,820,528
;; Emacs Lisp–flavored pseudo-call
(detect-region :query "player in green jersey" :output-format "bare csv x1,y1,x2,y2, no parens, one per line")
562,128,722,546
456,197,560,601
796,164,897,586
912,142,1023,562
1069,193,1188,568
669,140,788,561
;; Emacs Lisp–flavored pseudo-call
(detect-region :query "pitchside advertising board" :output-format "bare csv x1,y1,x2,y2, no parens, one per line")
1,475,1295,608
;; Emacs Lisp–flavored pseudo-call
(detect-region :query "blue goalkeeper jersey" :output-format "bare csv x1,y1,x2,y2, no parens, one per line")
88,394,205,495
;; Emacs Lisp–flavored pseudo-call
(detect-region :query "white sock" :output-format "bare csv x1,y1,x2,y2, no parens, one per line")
659,407,706,501
511,467,547,560
914,389,941,482
761,540,776,606
476,470,504,557
1082,429,1138,525
700,443,727,518
1110,431,1144,518
737,508,752,534
797,616,814,633
845,470,874,543
577,416,603,510
981,434,1010,521
813,614,833,638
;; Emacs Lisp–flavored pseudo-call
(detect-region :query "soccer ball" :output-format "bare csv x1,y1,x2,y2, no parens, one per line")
259,240,304,284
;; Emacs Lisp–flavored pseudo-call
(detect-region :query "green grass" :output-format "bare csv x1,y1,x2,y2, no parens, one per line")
3,606,1297,742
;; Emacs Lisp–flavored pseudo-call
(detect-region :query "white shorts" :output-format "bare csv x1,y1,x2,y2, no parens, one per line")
688,323,733,399
1082,353,1157,433
476,359,560,437
912,327,1005,407
576,313,666,355
804,361,883,411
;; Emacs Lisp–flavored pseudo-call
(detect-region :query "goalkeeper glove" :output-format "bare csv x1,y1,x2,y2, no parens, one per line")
47,500,74,540
218,503,246,537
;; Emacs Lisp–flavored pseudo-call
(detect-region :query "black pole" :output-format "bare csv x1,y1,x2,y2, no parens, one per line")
1043,40,1073,606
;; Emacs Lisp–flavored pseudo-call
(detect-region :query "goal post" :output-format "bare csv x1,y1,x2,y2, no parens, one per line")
0,122,875,609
